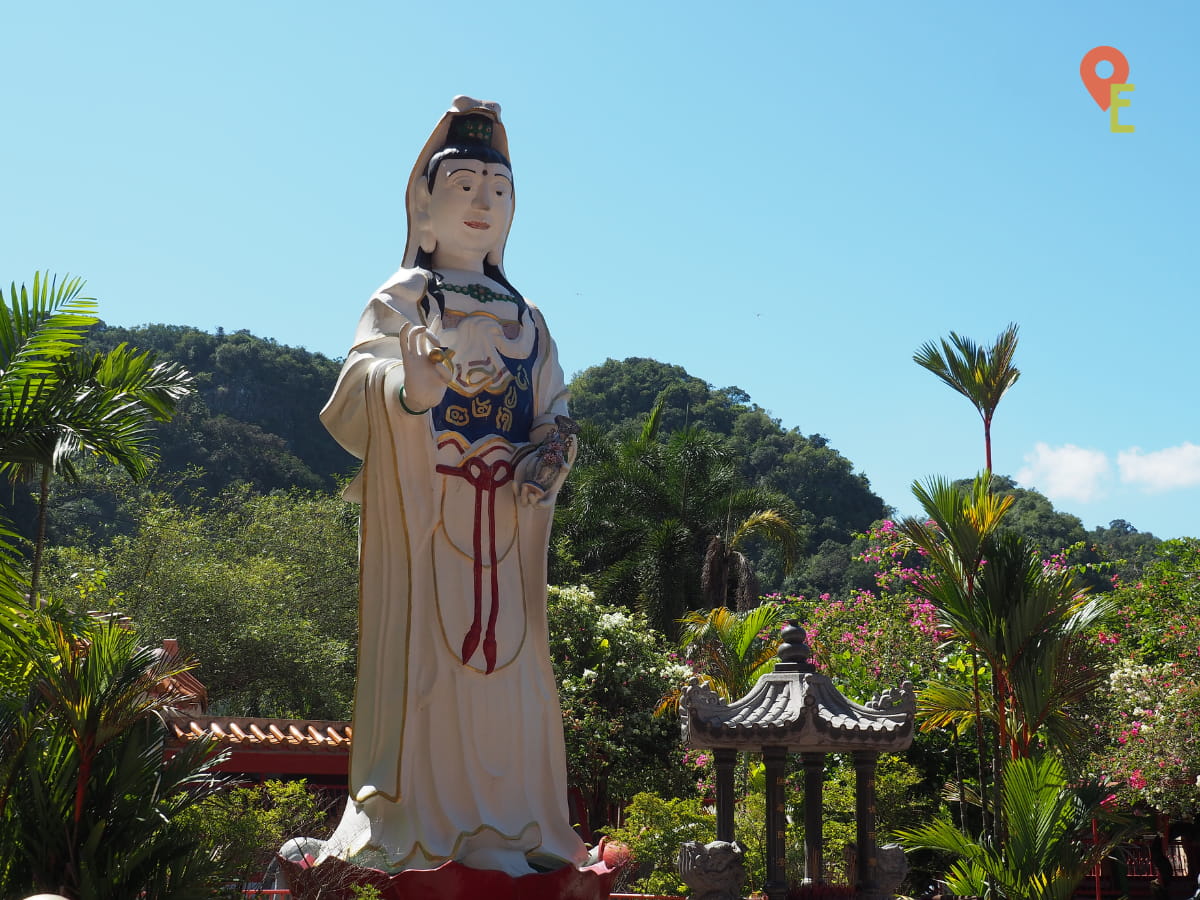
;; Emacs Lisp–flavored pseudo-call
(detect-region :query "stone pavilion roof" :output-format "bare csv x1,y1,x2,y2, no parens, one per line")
680,622,916,753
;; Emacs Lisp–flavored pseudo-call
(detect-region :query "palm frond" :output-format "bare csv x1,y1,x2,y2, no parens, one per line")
898,755,1120,900
913,323,1021,423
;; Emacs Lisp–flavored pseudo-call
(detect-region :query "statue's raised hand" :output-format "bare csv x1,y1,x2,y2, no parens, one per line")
396,321,453,411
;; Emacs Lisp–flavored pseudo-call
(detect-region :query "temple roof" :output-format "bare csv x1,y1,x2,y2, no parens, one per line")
165,713,353,752
163,712,352,780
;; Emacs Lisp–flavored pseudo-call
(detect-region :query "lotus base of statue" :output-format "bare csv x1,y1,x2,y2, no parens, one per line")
277,852,620,900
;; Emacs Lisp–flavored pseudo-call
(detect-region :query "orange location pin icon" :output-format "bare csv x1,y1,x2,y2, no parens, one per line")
1081,46,1130,110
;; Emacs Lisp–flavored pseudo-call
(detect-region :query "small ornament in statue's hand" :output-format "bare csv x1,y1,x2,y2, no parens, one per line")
525,415,579,497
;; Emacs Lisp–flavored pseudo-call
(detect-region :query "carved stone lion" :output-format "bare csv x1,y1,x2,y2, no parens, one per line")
842,841,908,899
876,843,908,897
677,840,747,900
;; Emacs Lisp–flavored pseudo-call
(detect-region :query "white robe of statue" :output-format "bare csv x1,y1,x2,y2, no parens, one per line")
316,98,588,877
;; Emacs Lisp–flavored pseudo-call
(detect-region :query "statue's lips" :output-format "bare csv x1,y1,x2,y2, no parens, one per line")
464,221,490,230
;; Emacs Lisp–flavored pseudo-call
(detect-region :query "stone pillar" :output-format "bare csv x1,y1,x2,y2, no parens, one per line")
714,748,736,843
854,751,879,898
801,752,824,885
763,746,789,900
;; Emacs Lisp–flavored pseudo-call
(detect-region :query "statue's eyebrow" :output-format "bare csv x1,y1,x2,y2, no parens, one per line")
446,164,484,176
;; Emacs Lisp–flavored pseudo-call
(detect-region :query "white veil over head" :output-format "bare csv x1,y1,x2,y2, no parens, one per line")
403,96,513,275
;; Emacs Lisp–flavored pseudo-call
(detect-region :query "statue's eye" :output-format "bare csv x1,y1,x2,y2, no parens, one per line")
461,185,471,192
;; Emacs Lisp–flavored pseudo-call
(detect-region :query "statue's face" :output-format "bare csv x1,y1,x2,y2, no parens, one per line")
428,158,513,264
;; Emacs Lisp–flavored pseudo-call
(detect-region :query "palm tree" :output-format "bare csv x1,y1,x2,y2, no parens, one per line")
558,393,802,636
655,604,784,716
899,473,1010,838
896,754,1128,900
914,323,1020,473
0,273,194,604
899,473,1115,845
701,509,798,612
0,608,227,896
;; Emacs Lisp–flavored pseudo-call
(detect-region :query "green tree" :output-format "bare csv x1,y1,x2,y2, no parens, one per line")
567,357,887,593
0,274,193,603
914,323,1020,473
657,604,784,714
557,397,801,635
701,510,798,612
898,474,1010,838
85,324,349,492
600,792,714,896
547,585,691,831
1087,538,1200,818
180,779,329,891
42,487,359,718
0,606,227,897
899,474,1114,845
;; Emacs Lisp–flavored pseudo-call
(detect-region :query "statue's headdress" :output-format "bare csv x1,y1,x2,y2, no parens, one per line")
404,96,512,273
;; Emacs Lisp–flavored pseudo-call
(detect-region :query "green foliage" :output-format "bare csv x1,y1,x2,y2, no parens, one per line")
179,779,329,891
556,397,801,634
1106,537,1200,666
566,357,886,596
86,323,350,493
547,586,691,829
659,605,783,714
1087,537,1200,817
0,273,98,468
0,607,227,898
41,486,359,718
3,322,354,553
629,755,939,893
600,792,714,895
984,476,1087,558
899,474,1113,760
819,756,939,885
0,273,195,604
896,754,1125,900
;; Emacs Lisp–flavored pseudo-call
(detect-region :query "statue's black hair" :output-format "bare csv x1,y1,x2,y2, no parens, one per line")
425,144,512,188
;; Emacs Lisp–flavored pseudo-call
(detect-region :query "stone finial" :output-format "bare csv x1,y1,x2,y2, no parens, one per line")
775,620,815,673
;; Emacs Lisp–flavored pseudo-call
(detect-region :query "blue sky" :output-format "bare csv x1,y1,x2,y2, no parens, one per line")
3,1,1197,538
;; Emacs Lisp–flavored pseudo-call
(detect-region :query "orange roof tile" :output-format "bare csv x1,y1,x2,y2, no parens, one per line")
164,712,351,755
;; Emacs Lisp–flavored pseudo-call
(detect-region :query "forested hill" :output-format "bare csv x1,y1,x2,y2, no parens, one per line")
21,326,1158,596
570,358,887,545
86,323,353,494
76,330,888,550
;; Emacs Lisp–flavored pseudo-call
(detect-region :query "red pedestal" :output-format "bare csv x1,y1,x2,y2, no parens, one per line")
278,855,620,900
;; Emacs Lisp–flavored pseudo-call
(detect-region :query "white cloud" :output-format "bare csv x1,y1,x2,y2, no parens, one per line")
1016,443,1111,503
1118,443,1200,492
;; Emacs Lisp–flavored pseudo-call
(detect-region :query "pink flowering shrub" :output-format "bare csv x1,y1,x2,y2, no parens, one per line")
1087,538,1200,817
765,521,945,702
1095,661,1200,817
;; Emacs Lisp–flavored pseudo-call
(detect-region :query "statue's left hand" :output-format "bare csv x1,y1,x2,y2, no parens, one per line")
517,481,551,508
515,452,555,507
395,321,453,410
